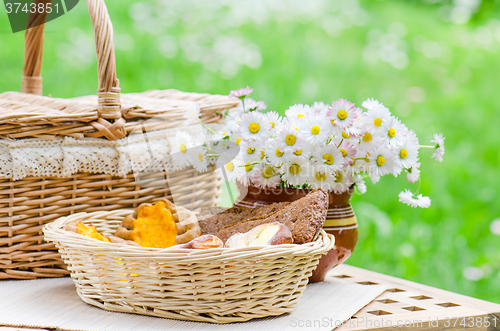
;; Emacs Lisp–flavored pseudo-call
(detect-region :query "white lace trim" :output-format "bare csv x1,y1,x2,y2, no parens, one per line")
0,124,214,180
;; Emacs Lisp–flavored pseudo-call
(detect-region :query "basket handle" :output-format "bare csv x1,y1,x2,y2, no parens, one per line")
22,0,126,140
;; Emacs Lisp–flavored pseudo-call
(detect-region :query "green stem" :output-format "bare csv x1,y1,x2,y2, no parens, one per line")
414,178,422,196
197,118,216,134
419,145,437,149
337,139,344,148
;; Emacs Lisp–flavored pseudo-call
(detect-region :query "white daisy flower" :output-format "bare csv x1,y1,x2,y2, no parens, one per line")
300,115,333,145
367,145,396,183
240,140,262,163
380,116,407,146
310,101,330,115
230,86,253,99
432,147,445,162
285,104,312,119
225,107,244,121
327,99,361,131
406,162,421,183
250,164,281,188
281,156,309,187
238,111,271,142
170,131,195,169
215,124,232,140
348,150,370,174
403,129,419,145
235,159,260,186
244,98,267,112
358,131,380,154
392,138,419,169
265,139,289,167
361,98,384,110
361,104,391,134
398,189,431,208
337,140,357,165
265,111,282,132
290,143,311,162
183,102,201,126
332,170,354,194
353,174,367,194
431,133,445,162
308,167,337,191
216,152,241,182
187,145,208,173
276,126,304,153
338,125,362,144
311,144,343,172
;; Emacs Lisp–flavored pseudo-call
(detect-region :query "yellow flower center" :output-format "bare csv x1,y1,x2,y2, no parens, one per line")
289,164,301,175
374,118,382,127
400,149,408,159
236,138,242,145
222,131,227,136
179,144,187,154
376,155,385,166
388,128,396,138
323,153,334,165
270,122,275,128
225,162,234,172
198,152,203,162
351,159,356,166
275,148,284,157
297,114,304,119
285,134,296,146
260,150,265,159
249,122,260,133
362,132,372,142
293,149,302,156
340,148,347,157
342,131,350,139
247,147,255,154
337,109,347,120
311,125,321,135
315,172,326,181
244,162,253,172
335,172,343,183
262,168,274,179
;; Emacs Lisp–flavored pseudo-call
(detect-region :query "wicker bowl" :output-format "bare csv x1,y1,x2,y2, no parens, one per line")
43,209,335,324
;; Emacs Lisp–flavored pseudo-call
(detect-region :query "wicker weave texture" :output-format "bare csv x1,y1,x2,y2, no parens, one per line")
43,210,334,323
0,168,222,280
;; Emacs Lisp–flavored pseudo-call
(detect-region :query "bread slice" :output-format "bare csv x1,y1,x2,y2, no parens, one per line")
198,202,290,236
216,188,328,244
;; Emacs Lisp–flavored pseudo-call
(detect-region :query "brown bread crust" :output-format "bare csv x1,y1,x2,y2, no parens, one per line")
198,202,290,235
216,188,328,244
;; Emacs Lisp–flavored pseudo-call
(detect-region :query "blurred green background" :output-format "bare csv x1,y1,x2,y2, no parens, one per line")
1,0,499,303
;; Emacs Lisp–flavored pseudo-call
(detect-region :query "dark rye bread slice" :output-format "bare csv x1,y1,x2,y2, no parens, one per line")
198,202,290,236
216,188,329,244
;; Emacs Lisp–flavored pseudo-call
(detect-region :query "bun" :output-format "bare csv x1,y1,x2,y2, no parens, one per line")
224,222,293,248
178,234,223,249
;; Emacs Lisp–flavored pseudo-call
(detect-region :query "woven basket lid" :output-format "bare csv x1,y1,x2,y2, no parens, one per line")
1,0,239,141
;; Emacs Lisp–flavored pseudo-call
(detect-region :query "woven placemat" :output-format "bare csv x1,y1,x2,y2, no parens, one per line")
0,276,386,331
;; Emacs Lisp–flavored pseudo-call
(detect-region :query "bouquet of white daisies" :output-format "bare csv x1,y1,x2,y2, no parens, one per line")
176,87,445,208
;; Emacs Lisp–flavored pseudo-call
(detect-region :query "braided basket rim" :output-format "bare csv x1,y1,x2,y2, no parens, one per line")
43,209,335,259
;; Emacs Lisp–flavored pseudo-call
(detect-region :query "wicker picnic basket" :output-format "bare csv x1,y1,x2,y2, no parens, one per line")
43,210,335,323
0,0,238,280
